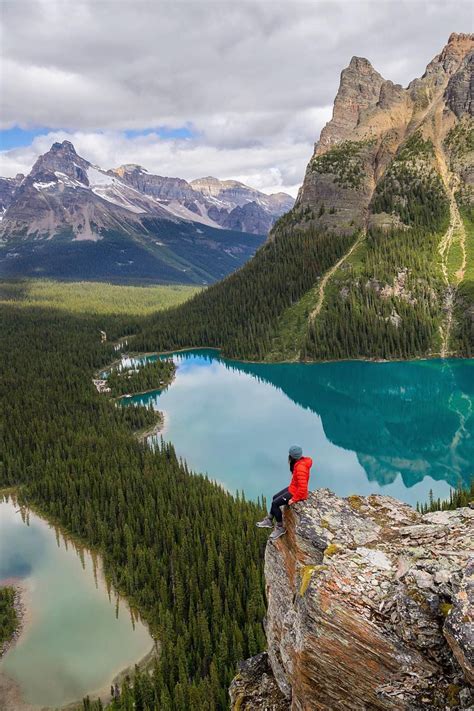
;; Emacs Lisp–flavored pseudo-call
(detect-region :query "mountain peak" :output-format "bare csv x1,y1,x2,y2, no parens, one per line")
347,56,378,73
50,140,77,154
422,32,474,80
447,32,474,47
113,164,148,179
30,140,89,182
117,163,146,172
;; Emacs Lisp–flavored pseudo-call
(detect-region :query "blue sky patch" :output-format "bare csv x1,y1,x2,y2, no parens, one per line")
0,127,52,150
0,125,197,151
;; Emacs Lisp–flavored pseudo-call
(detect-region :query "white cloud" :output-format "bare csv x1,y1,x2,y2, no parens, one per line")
0,0,471,194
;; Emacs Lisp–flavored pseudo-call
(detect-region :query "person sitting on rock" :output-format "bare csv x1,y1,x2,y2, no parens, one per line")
256,445,313,540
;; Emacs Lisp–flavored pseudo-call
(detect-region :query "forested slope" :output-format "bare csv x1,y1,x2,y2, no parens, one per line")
133,224,356,360
1,305,266,709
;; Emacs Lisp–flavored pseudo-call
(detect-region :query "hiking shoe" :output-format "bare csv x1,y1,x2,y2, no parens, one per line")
269,525,286,540
256,516,273,529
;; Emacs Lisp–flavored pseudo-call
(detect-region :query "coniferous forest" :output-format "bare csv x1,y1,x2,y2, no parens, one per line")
106,359,176,398
133,224,356,360
0,304,267,710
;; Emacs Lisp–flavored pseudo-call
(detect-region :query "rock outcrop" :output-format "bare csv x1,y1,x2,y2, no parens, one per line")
295,33,474,233
231,490,474,710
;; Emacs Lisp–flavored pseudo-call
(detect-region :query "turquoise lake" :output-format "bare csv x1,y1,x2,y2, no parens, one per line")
119,351,474,507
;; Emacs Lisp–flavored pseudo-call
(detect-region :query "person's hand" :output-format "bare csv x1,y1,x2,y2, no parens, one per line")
288,498,294,505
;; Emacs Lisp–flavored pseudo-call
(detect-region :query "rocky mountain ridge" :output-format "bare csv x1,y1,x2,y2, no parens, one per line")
111,167,293,235
230,489,474,710
0,141,292,283
0,144,292,239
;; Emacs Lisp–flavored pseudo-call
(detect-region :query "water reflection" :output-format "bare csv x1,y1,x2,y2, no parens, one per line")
0,496,153,708
122,350,473,506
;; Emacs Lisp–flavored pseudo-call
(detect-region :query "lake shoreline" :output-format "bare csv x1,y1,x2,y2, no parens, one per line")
0,582,28,660
95,355,176,399
107,343,466,367
0,495,156,710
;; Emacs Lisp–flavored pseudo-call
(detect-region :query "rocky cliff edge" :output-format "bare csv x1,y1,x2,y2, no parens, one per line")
230,489,474,710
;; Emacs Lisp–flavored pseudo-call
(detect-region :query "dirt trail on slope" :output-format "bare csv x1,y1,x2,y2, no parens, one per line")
309,230,366,323
434,142,467,358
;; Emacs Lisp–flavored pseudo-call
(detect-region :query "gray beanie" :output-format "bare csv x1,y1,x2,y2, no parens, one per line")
289,445,303,460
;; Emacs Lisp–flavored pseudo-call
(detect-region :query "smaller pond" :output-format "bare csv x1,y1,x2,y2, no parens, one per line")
0,498,153,709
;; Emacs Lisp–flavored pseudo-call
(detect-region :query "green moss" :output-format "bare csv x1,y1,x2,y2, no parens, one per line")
299,565,317,596
347,495,363,511
446,684,460,707
324,543,342,558
299,564,328,596
320,519,330,529
439,602,453,618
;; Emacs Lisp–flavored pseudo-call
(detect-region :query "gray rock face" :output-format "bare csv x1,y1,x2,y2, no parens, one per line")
113,169,294,235
0,141,171,242
229,652,289,711
112,164,196,202
231,490,474,710
445,51,474,118
444,558,474,684
0,175,23,213
317,56,385,155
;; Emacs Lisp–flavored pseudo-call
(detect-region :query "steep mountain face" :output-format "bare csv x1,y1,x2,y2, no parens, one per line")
136,33,473,361
0,175,24,214
112,167,294,234
296,32,473,234
0,142,271,284
230,491,474,710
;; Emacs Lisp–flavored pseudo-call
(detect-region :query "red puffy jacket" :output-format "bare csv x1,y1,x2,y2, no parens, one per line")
288,456,312,502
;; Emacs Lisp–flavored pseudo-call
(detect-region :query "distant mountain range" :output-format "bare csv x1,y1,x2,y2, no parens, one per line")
0,142,293,284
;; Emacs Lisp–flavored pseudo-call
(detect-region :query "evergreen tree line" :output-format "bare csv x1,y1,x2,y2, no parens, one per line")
132,225,356,360
107,360,176,398
302,132,455,361
0,587,18,651
451,206,474,357
416,478,474,514
1,305,267,709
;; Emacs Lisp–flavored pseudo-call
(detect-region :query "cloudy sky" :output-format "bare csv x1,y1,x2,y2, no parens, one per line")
0,0,471,195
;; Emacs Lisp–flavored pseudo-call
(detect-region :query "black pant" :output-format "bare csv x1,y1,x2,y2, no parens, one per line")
270,487,291,524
